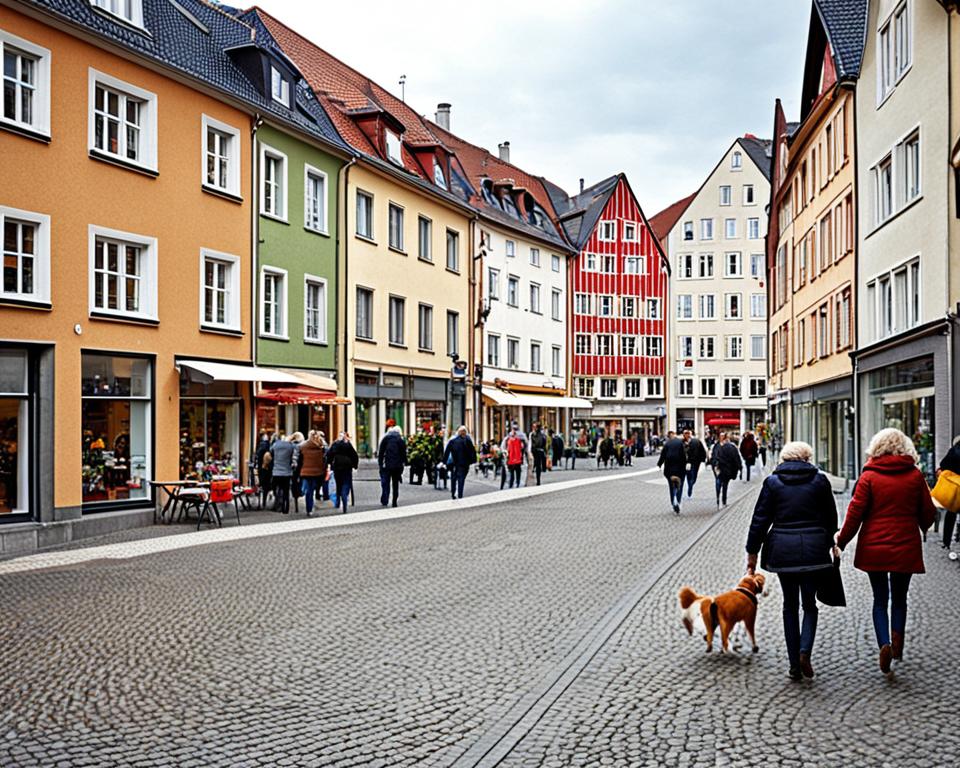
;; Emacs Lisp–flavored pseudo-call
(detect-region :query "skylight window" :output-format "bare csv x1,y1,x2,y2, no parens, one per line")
91,0,144,27
386,130,402,165
433,158,447,189
270,66,290,106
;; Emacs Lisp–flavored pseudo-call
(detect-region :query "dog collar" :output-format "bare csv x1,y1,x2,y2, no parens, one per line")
736,586,759,605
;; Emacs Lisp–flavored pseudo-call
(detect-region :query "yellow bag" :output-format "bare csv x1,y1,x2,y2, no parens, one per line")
931,469,960,512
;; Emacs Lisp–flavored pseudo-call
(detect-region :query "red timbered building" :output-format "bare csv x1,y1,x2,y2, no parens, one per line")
544,174,670,441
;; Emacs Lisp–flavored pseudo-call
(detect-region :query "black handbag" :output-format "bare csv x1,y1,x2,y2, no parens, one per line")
816,554,846,607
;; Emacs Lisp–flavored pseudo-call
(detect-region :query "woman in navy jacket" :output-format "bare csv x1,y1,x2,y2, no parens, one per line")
745,441,838,680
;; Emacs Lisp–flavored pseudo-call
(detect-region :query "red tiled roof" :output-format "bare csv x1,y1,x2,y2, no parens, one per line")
649,192,695,244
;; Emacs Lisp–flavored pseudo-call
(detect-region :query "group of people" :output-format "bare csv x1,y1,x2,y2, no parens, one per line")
658,428,764,513
254,429,359,516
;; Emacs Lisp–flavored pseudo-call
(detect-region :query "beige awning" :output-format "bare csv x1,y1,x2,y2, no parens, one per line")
481,387,591,409
282,369,338,393
177,359,303,384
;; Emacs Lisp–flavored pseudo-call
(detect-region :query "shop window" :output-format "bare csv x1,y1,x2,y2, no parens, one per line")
0,349,30,517
179,378,241,480
81,353,151,506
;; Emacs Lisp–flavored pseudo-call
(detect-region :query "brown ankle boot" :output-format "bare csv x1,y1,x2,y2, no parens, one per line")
891,631,904,661
879,644,893,674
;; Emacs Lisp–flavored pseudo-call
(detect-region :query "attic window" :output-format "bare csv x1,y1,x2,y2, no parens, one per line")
732,151,742,170
386,130,402,165
433,159,447,189
270,67,289,106
91,0,144,27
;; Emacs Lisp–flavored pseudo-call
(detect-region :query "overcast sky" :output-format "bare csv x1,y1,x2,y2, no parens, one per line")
254,0,812,215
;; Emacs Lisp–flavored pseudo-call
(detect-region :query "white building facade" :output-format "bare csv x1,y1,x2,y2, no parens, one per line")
664,137,772,438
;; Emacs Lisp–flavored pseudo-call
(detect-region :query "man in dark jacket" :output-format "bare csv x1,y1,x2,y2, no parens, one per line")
549,429,564,471
657,430,687,513
326,432,359,513
529,423,548,485
378,426,407,507
711,432,742,508
444,426,477,500
683,430,708,498
745,441,838,680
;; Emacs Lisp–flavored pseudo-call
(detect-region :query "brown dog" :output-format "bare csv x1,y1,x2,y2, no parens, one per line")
678,574,766,653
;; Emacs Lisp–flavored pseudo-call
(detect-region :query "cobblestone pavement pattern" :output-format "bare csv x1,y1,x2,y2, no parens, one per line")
1,461,955,767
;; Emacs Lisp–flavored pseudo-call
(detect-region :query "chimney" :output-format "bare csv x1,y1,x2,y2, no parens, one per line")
435,103,451,131
498,141,510,163
579,178,584,193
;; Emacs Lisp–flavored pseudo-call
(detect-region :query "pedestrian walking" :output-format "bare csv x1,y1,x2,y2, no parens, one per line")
289,431,305,513
711,432,741,508
932,436,960,549
836,428,936,675
270,433,298,515
326,431,359,514
758,436,768,468
378,425,406,507
255,432,273,508
298,430,326,517
598,433,614,468
745,441,838,681
658,430,687,514
550,429,564,471
501,424,526,489
529,423,548,485
683,430,707,498
740,431,758,481
444,426,477,499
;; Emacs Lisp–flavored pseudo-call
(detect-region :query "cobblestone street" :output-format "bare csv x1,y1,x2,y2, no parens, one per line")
1,463,956,767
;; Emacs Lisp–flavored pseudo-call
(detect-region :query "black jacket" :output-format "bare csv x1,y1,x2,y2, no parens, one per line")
711,443,741,481
658,437,687,477
378,432,407,471
940,444,960,474
530,430,547,452
444,435,477,468
686,437,707,467
326,439,359,475
551,434,564,459
745,461,838,573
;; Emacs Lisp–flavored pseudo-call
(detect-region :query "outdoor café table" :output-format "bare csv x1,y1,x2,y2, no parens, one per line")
149,480,207,524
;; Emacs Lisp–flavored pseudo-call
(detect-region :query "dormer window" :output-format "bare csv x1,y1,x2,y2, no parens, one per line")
91,0,144,27
270,66,289,106
433,159,447,189
386,130,402,165
732,151,742,170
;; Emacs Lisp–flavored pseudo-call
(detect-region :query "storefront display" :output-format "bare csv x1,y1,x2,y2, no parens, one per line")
81,354,151,505
0,349,30,517
179,378,240,479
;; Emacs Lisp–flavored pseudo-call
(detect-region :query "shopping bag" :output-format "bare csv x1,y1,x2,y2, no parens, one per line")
931,469,960,512
816,554,846,607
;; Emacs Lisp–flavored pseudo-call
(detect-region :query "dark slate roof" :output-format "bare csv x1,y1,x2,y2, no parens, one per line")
738,136,773,181
815,0,868,80
21,0,350,153
546,175,620,250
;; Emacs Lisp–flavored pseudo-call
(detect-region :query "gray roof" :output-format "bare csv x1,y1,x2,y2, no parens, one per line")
814,0,868,80
546,175,620,250
21,0,350,153
738,136,773,181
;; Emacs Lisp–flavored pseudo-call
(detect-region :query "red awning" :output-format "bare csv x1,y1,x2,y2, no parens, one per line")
705,417,741,426
257,386,345,405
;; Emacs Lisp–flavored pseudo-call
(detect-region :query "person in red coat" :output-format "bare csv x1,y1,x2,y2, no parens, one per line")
837,428,936,675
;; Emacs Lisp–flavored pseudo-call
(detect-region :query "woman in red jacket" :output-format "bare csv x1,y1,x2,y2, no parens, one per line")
837,428,936,675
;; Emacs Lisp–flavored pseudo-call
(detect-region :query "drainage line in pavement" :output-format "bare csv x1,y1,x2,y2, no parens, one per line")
452,486,759,768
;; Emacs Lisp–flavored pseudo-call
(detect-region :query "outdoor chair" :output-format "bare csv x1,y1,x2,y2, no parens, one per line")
197,480,240,530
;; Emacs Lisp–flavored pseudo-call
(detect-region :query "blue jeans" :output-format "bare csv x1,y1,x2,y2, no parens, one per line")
715,474,731,505
868,571,912,648
686,464,700,496
779,572,820,667
334,471,352,513
667,474,685,507
451,465,467,498
301,476,321,513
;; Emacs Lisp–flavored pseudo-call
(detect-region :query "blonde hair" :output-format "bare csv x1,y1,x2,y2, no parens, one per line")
866,427,919,462
780,441,813,463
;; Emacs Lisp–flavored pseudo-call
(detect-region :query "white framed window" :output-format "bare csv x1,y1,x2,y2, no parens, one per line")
731,151,742,170
575,334,591,355
201,115,241,197
88,225,157,321
551,254,561,272
750,253,764,279
0,205,50,304
678,253,694,279
725,335,743,360
749,377,766,398
624,379,643,398
751,334,766,360
447,311,459,357
700,218,714,240
575,377,594,398
879,1,911,102
584,252,597,271
505,240,516,258
723,376,742,398
529,282,541,314
719,185,732,206
699,294,716,320
446,228,460,272
902,130,920,204
385,129,402,165
418,302,433,351
88,69,157,171
598,295,614,317
750,293,766,319
574,293,592,315
304,275,327,344
698,253,714,278
530,342,542,373
643,336,662,357
596,334,614,356
270,66,290,106
389,295,406,346
600,378,618,398
875,154,893,223
700,377,717,397
599,220,616,241
259,266,287,339
647,298,662,320
646,378,662,398
747,218,760,239
621,336,637,357
356,190,374,239
624,223,637,241
388,202,404,251
725,293,742,320
621,296,637,318
551,288,562,321
0,30,51,137
433,159,446,189
624,256,645,274
418,216,432,261
356,286,373,340
488,267,500,301
530,247,540,267
260,144,288,221
507,337,520,369
91,0,144,27
725,252,742,278
199,249,240,332
304,165,328,234
679,336,693,358
678,377,694,397
487,334,501,367
699,336,716,359
724,218,736,239
683,221,694,241
551,345,561,377
677,294,693,320
601,254,616,273
743,184,755,205
507,275,519,307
